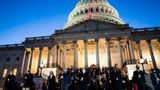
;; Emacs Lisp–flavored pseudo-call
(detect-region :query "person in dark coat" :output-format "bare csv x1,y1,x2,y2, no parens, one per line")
105,68,112,90
132,65,146,90
88,79,97,90
68,76,79,90
3,71,16,90
121,72,130,90
60,69,71,90
47,71,56,90
23,70,35,90
42,81,47,90
81,69,90,90
151,69,160,90
111,64,123,90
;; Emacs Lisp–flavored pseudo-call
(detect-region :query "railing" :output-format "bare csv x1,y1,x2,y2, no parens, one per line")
132,27,160,32
26,36,52,41
125,59,139,65
0,44,24,48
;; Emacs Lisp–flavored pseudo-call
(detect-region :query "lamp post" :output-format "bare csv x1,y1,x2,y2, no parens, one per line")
140,58,145,72
39,61,44,76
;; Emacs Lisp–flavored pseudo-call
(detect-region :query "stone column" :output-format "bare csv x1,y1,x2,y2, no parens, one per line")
47,47,52,68
126,44,131,62
95,39,100,67
117,39,123,66
105,39,111,67
128,40,135,64
52,45,57,67
62,43,67,69
28,48,34,71
21,49,27,75
123,46,127,60
136,40,143,59
37,47,43,71
147,40,158,69
158,40,160,53
56,45,59,67
84,40,88,68
74,41,78,70
122,46,126,61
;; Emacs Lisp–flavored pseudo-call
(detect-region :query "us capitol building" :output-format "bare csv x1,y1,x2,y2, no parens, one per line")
0,0,160,85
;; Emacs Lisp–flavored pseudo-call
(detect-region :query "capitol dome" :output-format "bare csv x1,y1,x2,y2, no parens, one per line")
64,0,125,29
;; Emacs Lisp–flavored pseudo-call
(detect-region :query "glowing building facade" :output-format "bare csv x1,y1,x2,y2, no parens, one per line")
0,0,160,86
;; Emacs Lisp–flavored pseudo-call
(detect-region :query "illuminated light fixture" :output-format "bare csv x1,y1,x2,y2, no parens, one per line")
140,58,145,64
140,58,145,72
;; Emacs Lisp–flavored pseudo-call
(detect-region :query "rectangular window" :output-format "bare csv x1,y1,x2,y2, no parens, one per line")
2,69,8,77
13,68,17,76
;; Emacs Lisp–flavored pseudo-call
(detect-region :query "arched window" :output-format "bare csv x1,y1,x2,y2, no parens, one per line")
85,9,88,14
101,7,104,12
90,8,93,12
96,7,99,12
80,10,84,14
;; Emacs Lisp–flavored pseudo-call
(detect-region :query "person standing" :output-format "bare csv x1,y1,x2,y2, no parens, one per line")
23,70,35,90
47,71,56,90
151,69,160,90
111,64,123,90
3,71,16,90
81,69,89,90
132,65,146,90
121,72,130,90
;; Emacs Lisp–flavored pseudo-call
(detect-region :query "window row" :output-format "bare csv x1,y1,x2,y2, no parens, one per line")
80,0,106,4
2,68,17,77
3,57,20,62
72,7,115,18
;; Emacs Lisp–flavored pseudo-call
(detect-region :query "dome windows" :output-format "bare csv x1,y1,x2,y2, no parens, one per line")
101,7,104,12
85,9,88,14
96,7,99,12
64,0,124,28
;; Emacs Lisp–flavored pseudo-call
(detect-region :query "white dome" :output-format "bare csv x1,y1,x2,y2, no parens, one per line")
64,0,125,29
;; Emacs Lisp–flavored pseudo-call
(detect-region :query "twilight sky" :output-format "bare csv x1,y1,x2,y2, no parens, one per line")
0,0,160,45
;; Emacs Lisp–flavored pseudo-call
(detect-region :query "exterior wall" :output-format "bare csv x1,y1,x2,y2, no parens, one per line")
0,47,23,87
0,20,159,87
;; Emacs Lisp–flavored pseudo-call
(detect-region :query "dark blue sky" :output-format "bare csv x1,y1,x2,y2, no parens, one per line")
0,0,160,45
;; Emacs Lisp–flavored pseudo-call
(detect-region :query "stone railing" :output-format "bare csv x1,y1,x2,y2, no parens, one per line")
132,27,160,32
25,36,52,41
125,59,139,65
0,44,24,48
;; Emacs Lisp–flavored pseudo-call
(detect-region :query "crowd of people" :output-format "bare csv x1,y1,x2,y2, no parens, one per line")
3,64,160,90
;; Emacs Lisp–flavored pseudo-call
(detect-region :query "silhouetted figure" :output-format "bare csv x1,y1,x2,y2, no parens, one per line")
121,72,130,90
47,71,56,90
42,81,47,90
60,69,71,90
4,71,16,90
105,68,112,90
145,73,154,90
23,70,35,90
151,69,160,90
132,65,146,90
111,64,123,90
68,76,79,90
88,80,97,90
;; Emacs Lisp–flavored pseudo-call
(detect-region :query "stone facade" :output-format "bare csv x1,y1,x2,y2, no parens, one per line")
0,0,160,87
0,20,160,86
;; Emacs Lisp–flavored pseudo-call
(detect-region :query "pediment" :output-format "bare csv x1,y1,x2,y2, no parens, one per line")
60,19,129,34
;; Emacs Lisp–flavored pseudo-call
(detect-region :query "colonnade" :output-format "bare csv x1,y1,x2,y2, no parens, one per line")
21,39,160,74
135,40,159,69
